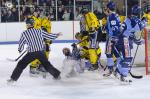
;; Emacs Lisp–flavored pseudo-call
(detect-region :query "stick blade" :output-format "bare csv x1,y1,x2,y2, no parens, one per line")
129,72,143,79
6,58,16,62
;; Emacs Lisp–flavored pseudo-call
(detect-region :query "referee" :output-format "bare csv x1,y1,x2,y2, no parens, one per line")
8,18,62,83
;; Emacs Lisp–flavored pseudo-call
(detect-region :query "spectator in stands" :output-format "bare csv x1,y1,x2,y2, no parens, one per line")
51,0,55,7
0,0,110,22
69,8,74,20
11,7,19,21
58,7,64,20
1,9,8,22
57,0,62,6
7,9,14,22
62,9,70,21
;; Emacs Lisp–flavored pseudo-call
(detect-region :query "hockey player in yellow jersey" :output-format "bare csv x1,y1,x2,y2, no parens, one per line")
40,13,52,58
80,8,102,70
75,32,101,65
75,32,89,60
34,13,53,75
119,15,126,23
143,5,150,26
31,10,41,29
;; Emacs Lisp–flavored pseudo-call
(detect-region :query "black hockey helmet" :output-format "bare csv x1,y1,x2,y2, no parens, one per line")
80,8,89,14
26,18,34,26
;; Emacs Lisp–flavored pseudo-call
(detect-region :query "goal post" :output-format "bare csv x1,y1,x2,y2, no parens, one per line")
144,27,149,75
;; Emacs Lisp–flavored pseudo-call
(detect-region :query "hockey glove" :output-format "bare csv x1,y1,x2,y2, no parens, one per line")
110,37,118,45
71,43,77,48
134,39,144,45
45,43,50,51
41,26,47,32
82,46,88,50
18,50,22,53
81,31,89,36
89,27,95,32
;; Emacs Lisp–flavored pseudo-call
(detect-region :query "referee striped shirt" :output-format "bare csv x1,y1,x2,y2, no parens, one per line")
18,28,58,52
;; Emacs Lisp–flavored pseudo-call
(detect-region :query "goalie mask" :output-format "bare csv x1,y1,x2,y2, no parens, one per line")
62,47,71,56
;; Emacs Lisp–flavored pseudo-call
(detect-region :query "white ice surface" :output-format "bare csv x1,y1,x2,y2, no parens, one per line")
0,43,150,99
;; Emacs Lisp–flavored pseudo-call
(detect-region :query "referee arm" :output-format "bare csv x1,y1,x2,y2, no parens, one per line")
42,30,62,40
18,33,26,53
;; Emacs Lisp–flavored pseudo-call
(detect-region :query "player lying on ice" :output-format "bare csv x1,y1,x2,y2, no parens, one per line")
61,44,84,78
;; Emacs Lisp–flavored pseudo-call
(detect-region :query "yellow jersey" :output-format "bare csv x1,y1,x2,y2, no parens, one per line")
143,13,150,25
84,12,100,31
31,16,41,29
41,17,52,33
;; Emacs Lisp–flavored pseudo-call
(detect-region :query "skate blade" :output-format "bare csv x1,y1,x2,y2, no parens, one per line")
120,80,132,85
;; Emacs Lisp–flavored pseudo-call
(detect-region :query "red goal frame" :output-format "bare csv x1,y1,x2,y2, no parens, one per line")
144,28,149,75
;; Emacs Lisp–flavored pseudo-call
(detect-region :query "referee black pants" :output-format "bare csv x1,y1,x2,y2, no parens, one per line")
11,51,60,81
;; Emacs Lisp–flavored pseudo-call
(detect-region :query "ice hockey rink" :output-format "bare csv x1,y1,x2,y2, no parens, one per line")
0,43,150,99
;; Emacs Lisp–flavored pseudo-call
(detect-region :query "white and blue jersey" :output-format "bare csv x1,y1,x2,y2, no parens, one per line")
121,15,146,49
121,16,146,38
105,12,122,70
116,16,146,77
62,47,84,78
106,12,121,38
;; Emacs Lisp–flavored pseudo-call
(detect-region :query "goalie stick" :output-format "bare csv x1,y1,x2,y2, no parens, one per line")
7,50,27,62
114,46,143,79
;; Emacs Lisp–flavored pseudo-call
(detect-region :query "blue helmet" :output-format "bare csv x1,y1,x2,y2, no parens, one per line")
131,5,141,15
26,18,34,26
107,1,116,11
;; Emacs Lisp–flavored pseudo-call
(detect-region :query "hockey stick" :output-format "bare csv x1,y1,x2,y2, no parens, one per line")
129,31,144,79
114,46,143,79
6,50,27,62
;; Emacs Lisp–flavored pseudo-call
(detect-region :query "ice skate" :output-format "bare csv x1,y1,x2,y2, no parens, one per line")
120,75,132,84
37,65,47,78
29,67,39,77
88,64,99,71
113,68,119,78
7,78,16,85
103,68,113,77
53,75,61,80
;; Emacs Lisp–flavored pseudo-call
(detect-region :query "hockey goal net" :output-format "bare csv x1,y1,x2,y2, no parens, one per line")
134,27,150,75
